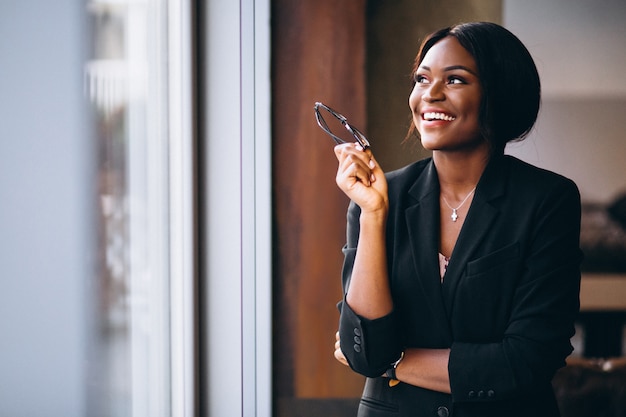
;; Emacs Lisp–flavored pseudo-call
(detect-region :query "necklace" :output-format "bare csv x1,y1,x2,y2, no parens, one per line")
442,187,476,222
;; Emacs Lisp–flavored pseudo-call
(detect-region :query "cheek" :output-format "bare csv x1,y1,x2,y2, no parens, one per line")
468,100,483,126
408,86,420,111
466,94,482,119
455,95,481,124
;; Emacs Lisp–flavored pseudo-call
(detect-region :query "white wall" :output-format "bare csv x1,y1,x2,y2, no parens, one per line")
0,1,92,416
504,0,626,203
504,0,626,100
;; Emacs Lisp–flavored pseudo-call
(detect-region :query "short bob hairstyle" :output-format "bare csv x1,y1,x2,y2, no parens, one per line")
408,22,541,155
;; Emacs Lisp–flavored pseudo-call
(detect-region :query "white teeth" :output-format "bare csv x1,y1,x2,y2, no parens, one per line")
424,112,456,121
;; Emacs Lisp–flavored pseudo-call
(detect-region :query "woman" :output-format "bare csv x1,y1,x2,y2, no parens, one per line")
333,22,582,417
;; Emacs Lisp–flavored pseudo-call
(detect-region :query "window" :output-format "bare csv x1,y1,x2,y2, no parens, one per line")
85,0,196,415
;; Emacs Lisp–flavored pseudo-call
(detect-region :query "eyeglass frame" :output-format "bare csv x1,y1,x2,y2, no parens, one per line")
314,102,371,150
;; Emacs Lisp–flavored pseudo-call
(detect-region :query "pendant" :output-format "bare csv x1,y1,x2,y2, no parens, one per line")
451,209,458,222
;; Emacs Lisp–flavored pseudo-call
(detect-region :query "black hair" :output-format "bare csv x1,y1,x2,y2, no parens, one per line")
408,22,541,155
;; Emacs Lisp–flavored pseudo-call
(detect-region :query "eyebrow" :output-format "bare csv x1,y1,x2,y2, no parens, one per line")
419,65,478,76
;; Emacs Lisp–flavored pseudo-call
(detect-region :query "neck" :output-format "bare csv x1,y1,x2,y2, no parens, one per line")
433,150,490,196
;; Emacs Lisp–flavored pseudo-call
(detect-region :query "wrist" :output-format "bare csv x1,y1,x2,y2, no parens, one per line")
359,208,388,225
385,351,405,383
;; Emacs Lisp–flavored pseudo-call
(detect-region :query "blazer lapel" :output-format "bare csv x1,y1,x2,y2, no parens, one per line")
405,161,452,339
441,156,508,314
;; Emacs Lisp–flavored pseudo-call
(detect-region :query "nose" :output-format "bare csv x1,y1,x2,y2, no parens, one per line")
422,80,445,102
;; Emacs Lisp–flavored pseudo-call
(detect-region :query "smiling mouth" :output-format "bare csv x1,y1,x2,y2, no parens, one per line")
422,112,456,122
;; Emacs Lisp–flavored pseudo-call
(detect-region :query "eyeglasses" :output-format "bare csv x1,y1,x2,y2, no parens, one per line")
314,102,371,150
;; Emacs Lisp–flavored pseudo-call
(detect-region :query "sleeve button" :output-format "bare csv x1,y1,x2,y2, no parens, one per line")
478,390,485,398
487,390,495,398
353,336,361,344
353,328,361,337
353,344,361,353
436,406,449,417
468,390,476,399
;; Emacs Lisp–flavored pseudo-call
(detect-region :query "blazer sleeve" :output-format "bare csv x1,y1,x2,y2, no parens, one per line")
337,200,402,378
448,177,582,403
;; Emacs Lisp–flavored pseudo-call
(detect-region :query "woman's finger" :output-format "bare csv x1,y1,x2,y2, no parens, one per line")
334,347,348,366
334,331,348,366
336,147,374,187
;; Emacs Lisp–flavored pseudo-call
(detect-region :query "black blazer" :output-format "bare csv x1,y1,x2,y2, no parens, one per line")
338,155,582,417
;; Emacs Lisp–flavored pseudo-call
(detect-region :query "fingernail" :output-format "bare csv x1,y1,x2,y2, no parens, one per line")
355,144,363,151
371,173,376,182
369,159,375,169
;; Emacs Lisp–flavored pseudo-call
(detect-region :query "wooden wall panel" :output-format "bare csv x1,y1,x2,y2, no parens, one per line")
271,0,367,403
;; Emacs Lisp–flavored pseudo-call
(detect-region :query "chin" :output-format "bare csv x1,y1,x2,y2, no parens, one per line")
419,136,440,151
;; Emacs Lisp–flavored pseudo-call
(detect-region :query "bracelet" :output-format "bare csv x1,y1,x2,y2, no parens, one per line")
385,351,405,381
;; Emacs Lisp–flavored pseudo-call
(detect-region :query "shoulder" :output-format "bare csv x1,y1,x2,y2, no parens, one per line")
345,159,432,217
385,157,433,189
385,157,432,179
502,155,579,195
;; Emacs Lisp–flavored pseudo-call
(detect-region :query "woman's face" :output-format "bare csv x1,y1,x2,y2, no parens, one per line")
408,36,484,153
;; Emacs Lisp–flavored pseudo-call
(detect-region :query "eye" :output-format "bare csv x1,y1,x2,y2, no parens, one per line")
447,76,466,85
414,73,430,84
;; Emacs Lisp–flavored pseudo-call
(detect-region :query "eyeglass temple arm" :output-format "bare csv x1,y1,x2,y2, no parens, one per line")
314,102,370,149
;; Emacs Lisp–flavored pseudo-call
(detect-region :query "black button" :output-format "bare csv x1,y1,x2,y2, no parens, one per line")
478,390,485,398
436,406,449,417
353,344,361,353
487,390,495,398
353,335,361,344
468,390,476,399
353,328,361,336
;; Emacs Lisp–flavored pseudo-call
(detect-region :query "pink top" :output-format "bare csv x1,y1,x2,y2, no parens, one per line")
438,253,449,283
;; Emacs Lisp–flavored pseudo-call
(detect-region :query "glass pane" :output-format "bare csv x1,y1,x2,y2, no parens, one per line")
85,0,171,415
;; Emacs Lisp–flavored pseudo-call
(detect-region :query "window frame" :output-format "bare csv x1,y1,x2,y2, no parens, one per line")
199,0,272,415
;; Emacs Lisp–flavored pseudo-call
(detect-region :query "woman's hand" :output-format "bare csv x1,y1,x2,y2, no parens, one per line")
334,331,349,367
334,143,388,215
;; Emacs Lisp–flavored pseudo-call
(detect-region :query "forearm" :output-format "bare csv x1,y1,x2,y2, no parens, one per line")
395,348,451,394
345,210,393,319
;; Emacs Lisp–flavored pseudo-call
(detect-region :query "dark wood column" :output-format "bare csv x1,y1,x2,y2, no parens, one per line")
271,0,367,412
